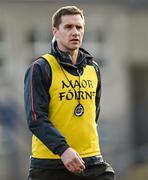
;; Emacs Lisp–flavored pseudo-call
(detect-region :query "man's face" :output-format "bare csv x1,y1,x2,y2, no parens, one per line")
53,14,84,52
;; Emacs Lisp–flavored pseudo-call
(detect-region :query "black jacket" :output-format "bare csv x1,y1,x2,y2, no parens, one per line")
24,41,102,169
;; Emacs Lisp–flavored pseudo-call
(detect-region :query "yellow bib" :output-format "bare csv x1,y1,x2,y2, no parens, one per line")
32,54,101,159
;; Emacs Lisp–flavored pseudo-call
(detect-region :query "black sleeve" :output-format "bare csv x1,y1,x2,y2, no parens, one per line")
24,58,69,156
92,60,101,123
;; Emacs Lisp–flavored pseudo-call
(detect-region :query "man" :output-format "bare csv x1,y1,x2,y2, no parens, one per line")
24,6,115,180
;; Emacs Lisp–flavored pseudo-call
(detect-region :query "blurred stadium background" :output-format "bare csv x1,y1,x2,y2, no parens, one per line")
0,0,148,179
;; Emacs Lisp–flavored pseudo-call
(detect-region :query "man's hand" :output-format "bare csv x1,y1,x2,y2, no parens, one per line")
61,147,85,173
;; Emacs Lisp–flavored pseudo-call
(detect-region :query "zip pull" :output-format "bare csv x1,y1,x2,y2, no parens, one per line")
77,69,81,76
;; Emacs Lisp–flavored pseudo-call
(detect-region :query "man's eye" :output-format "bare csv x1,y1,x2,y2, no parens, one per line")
65,25,73,29
76,26,82,30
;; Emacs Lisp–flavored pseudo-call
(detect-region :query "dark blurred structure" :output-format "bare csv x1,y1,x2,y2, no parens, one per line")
0,0,148,179
0,101,19,180
130,66,148,163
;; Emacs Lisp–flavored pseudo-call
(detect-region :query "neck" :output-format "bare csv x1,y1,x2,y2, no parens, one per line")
69,50,78,64
56,43,79,64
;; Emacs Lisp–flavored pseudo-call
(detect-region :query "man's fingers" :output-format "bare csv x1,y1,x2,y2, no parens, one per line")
67,157,85,173
76,152,85,164
61,147,85,173
65,161,80,173
65,163,75,172
73,157,85,170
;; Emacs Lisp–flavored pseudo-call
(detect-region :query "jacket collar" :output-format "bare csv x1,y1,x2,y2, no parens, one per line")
51,40,93,68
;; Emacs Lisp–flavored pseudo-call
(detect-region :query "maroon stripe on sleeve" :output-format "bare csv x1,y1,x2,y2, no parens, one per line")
30,63,37,122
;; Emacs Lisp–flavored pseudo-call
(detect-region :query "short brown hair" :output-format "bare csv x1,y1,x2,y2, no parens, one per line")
52,6,85,28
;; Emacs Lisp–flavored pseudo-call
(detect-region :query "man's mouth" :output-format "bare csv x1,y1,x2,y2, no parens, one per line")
70,39,80,42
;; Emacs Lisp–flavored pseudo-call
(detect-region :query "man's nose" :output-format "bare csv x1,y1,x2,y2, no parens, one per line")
72,27,79,35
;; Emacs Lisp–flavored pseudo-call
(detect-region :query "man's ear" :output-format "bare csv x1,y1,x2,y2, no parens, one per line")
52,27,58,36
